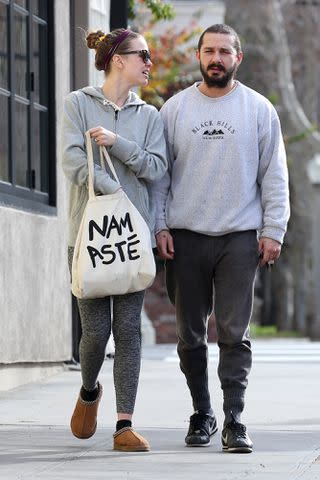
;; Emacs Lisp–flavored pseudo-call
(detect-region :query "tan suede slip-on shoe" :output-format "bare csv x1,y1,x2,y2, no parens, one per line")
113,427,150,452
70,382,103,439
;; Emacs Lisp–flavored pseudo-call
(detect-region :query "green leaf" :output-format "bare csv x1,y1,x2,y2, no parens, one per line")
128,0,175,21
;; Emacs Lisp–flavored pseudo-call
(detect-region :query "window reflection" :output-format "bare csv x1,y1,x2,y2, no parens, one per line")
1,0,52,205
0,4,8,89
15,12,28,98
33,22,48,106
33,108,48,192
0,95,9,182
15,101,28,188
34,1,47,20
14,0,27,8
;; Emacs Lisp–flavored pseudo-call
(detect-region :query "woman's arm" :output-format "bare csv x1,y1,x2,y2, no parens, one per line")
109,110,167,182
61,93,120,194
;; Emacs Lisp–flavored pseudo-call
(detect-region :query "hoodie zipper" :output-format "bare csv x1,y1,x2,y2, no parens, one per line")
102,99,120,134
114,108,120,134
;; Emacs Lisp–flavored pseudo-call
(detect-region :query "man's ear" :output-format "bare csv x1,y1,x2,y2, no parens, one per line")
196,50,200,61
237,51,244,67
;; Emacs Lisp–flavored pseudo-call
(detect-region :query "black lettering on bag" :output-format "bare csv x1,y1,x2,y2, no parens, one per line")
127,234,141,260
108,215,123,236
87,246,104,268
88,212,133,241
119,212,133,233
89,216,109,241
101,245,116,265
114,240,127,262
86,213,143,266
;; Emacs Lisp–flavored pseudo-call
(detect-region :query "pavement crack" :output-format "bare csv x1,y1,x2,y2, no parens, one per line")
292,446,320,479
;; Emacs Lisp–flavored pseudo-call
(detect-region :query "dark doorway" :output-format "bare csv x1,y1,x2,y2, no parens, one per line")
110,0,128,29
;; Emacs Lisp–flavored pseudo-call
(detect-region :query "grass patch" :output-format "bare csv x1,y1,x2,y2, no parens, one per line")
250,324,303,338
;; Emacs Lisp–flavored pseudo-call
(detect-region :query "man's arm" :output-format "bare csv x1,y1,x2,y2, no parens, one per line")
153,135,175,259
156,230,175,260
259,237,281,266
151,101,176,259
257,110,290,263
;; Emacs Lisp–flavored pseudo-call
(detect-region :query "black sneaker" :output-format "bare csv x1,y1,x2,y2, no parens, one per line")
185,413,218,447
221,416,253,453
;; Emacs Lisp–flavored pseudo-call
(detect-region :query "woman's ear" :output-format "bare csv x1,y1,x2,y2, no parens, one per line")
112,54,124,70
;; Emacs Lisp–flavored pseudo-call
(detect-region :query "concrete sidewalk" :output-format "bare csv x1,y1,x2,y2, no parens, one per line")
1,341,320,479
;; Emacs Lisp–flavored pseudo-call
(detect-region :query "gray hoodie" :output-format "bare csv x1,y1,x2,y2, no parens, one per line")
62,86,167,246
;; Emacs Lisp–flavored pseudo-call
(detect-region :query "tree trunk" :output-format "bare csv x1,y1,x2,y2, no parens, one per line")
224,0,320,336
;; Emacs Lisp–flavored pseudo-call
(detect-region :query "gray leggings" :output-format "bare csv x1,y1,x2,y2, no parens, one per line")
68,247,144,414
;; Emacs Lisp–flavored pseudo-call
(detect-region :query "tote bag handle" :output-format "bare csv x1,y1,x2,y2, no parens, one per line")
100,145,120,183
85,130,121,199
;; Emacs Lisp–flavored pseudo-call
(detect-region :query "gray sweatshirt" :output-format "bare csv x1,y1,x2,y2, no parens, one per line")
62,87,167,246
152,82,290,243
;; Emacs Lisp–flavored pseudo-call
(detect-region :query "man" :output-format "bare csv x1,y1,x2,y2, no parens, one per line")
152,24,290,453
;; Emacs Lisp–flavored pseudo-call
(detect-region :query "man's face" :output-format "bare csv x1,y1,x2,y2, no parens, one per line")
196,32,243,88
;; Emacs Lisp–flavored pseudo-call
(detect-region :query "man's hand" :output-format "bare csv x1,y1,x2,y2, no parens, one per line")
259,236,281,266
89,126,117,147
156,230,175,260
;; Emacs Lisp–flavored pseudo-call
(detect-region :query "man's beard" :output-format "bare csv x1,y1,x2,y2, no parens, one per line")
200,61,238,88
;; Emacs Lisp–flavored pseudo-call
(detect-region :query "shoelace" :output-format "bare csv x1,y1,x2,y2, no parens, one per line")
190,414,211,434
226,420,247,438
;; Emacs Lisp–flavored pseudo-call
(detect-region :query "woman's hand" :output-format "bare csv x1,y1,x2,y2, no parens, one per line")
89,126,117,147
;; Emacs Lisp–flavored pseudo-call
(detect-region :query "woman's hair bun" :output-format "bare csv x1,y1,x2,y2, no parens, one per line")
86,30,106,49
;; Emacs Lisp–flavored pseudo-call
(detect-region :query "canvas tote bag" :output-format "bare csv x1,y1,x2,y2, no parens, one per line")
71,131,156,299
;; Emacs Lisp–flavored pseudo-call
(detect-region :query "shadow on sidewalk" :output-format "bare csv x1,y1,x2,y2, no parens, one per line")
1,426,319,466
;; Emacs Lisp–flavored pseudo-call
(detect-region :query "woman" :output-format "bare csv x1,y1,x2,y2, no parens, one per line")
62,28,167,452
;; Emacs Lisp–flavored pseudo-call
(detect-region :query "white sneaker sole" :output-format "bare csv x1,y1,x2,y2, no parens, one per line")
222,445,253,453
186,441,211,447
185,426,218,447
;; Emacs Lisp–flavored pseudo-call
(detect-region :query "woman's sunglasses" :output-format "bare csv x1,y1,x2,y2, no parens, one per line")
121,49,152,64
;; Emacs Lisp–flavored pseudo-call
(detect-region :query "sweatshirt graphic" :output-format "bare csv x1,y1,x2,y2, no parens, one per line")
152,82,290,244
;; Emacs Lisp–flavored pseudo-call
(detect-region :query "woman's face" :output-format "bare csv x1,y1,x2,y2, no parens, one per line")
118,36,152,87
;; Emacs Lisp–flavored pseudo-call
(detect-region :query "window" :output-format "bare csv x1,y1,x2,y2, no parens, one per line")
0,0,55,212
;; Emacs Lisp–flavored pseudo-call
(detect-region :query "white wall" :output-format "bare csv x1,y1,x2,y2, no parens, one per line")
171,0,225,33
150,0,225,44
0,0,73,388
89,0,110,86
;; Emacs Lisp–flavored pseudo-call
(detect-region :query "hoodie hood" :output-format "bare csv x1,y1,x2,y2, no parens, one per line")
80,86,145,110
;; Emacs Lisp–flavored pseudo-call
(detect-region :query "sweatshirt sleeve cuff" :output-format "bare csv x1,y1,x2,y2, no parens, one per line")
95,174,120,195
154,219,169,235
259,227,286,244
109,135,134,159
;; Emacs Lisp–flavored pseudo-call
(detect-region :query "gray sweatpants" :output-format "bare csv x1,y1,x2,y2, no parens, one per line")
166,229,259,422
68,248,144,414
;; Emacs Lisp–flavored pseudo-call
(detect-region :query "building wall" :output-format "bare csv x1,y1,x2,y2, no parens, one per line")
89,0,110,86
171,0,225,32
0,0,73,389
